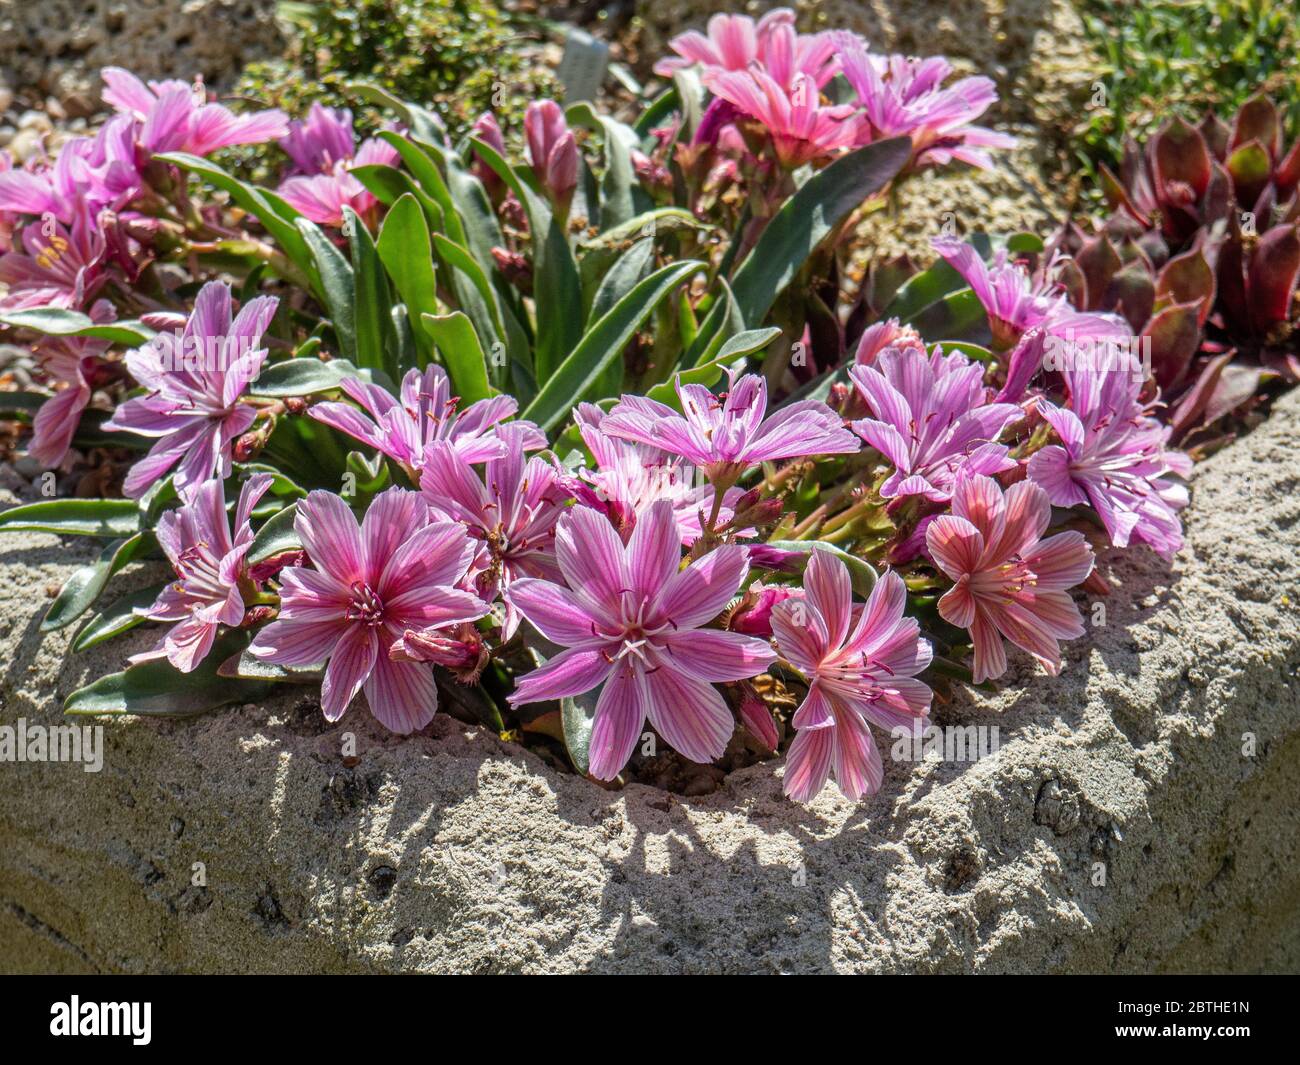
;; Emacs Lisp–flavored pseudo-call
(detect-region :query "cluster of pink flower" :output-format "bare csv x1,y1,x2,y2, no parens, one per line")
655,9,1013,170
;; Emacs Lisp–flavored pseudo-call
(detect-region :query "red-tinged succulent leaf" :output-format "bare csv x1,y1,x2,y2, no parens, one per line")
1106,266,1156,334
1153,116,1213,203
1203,364,1266,426
1276,138,1300,199
1099,162,1151,228
1200,160,1234,226
1123,138,1158,214
1170,351,1233,438
1226,140,1272,210
1156,248,1215,326
1074,236,1122,308
1145,300,1203,391
1247,224,1300,328
1215,227,1251,336
1199,110,1230,161
1229,93,1281,160
1056,258,1088,311
1134,228,1169,269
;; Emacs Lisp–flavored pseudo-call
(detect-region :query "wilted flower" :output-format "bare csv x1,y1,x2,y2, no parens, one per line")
249,489,489,733
926,475,1095,683
130,473,273,672
773,550,932,802
103,280,277,499
602,371,859,487
309,363,545,479
849,344,1020,501
506,501,775,779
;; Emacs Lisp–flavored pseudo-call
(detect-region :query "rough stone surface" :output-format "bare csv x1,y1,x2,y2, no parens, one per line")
0,0,283,114
1,389,1298,974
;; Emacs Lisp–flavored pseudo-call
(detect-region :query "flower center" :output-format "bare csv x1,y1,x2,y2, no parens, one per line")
344,581,385,626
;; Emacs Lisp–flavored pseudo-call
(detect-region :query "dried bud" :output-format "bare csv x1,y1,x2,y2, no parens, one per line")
737,682,780,751
248,549,308,584
284,396,309,415
730,582,797,637
240,604,276,628
391,623,489,684
491,246,532,294
233,430,261,463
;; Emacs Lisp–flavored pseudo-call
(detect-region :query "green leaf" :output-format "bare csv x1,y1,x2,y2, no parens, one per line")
71,581,167,652
379,130,469,247
764,540,877,597
566,103,651,228
432,233,506,343
421,311,492,405
42,532,155,632
377,194,439,361
533,216,584,383
522,259,703,434
247,504,300,566
64,629,273,717
0,308,153,346
0,497,140,538
348,84,447,146
345,206,400,379
157,152,316,289
729,137,912,326
296,216,356,361
561,687,600,775
249,357,363,396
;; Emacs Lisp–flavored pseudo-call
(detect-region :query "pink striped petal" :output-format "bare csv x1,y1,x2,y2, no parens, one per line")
653,543,749,629
364,656,438,734
657,628,774,682
506,578,600,646
296,491,366,585
509,644,614,706
642,667,734,764
588,663,648,780
783,725,835,802
320,625,378,720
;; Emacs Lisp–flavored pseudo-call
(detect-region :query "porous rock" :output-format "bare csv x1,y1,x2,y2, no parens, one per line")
0,389,1297,973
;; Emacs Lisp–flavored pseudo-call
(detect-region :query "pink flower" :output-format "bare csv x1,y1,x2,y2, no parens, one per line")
280,103,357,176
703,68,861,167
130,473,273,672
926,475,1095,683
849,344,1020,502
853,318,925,365
772,550,933,801
655,9,839,90
601,372,859,486
569,403,741,544
505,501,775,779
248,488,489,733
308,363,545,479
838,40,1016,171
103,280,278,499
932,237,1128,351
729,582,798,637
101,67,288,156
0,117,141,224
1028,360,1191,559
524,101,579,211
27,299,115,466
276,130,398,227
419,423,570,638
0,204,106,311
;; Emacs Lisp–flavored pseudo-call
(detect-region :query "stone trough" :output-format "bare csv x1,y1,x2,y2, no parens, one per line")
1,389,1298,974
